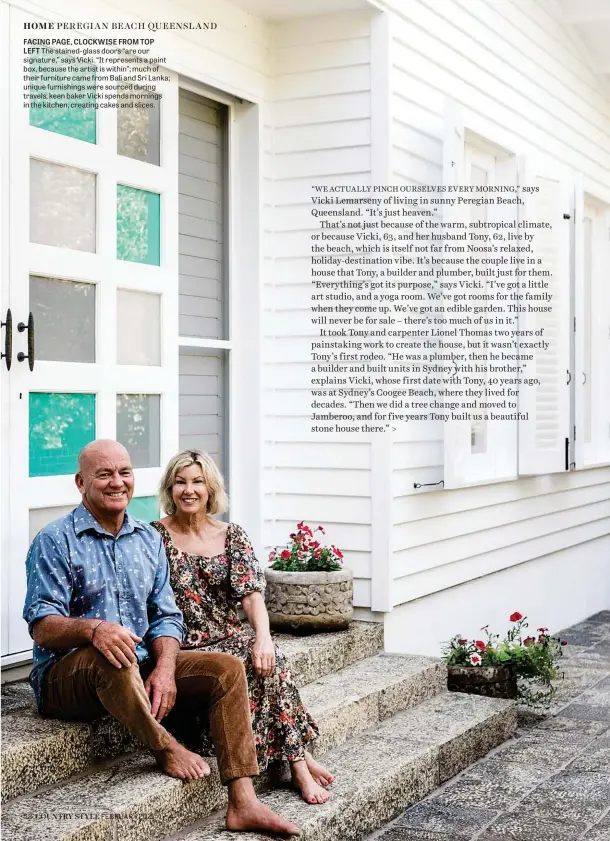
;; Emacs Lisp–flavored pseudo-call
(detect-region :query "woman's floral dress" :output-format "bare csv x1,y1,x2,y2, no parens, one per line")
152,521,318,769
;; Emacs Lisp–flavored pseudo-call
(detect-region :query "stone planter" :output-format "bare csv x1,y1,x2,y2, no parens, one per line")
264,568,353,633
447,665,518,700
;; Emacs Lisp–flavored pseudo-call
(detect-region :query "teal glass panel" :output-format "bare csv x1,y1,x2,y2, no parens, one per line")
116,185,161,266
116,394,160,468
28,51,96,144
29,393,96,477
127,496,160,523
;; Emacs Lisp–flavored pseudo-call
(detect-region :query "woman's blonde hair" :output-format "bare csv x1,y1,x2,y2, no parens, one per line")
159,450,229,516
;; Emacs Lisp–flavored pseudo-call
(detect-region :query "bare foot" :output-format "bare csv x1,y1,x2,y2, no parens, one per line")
226,800,300,835
153,738,210,780
227,777,300,836
291,758,330,805
305,751,334,787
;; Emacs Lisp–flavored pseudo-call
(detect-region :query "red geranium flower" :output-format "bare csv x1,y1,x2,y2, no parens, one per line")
474,640,486,651
523,636,535,645
560,640,568,646
458,638,468,645
331,544,344,559
510,612,523,622
537,627,549,633
281,549,291,560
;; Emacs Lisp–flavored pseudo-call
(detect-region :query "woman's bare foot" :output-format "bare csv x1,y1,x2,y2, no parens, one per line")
291,758,330,805
227,777,300,836
305,751,334,787
153,738,210,780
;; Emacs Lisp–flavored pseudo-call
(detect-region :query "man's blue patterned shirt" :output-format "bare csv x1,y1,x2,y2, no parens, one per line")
23,503,184,710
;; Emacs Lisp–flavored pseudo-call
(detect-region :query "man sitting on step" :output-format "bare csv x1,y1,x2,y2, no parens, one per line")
23,439,300,837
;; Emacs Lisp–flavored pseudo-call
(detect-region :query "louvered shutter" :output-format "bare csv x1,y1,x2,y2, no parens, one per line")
574,179,610,468
517,158,571,475
443,101,518,488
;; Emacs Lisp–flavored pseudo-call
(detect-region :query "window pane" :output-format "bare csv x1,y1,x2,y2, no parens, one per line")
117,86,160,165
127,496,160,523
117,185,160,266
30,159,96,252
31,275,95,363
29,393,96,477
29,51,96,144
116,394,160,468
116,290,161,366
179,348,227,482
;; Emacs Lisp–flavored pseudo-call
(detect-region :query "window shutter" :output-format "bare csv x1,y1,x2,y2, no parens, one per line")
442,102,518,488
574,178,610,468
517,157,571,475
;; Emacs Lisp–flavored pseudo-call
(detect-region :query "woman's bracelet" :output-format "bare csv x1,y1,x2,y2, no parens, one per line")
91,620,105,643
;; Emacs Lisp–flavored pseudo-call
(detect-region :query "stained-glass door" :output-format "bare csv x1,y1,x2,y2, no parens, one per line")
2,8,179,662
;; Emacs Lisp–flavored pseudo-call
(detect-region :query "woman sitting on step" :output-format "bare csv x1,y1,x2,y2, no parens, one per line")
152,449,334,805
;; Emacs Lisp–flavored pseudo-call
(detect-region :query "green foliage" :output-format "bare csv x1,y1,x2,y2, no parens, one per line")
268,522,344,573
442,613,567,708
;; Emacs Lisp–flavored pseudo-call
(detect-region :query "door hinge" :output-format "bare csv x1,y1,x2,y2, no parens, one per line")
565,437,570,471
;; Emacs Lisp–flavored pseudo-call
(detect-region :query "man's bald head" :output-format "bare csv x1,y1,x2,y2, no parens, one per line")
75,440,134,527
78,440,130,474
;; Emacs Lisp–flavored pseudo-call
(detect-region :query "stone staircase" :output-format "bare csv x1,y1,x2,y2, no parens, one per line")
1,622,517,841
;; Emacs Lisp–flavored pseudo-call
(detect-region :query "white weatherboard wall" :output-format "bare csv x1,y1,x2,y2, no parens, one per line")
262,10,380,614
383,0,610,652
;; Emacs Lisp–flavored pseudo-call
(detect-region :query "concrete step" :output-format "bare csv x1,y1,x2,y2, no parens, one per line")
1,621,384,802
2,690,516,841
171,692,517,841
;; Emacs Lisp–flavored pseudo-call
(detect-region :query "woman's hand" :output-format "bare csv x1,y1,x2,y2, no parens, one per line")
252,633,276,678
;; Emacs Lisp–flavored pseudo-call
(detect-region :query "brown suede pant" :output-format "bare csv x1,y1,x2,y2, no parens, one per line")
41,646,259,784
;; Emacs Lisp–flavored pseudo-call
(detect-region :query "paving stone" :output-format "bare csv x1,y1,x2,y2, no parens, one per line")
587,611,610,625
489,730,593,769
476,812,586,841
373,829,460,841
555,703,610,725
517,770,610,826
394,801,498,837
432,759,548,810
534,714,609,737
555,621,610,646
567,733,610,772
581,811,610,841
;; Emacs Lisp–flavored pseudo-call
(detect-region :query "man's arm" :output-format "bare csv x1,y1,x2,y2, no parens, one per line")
34,615,142,669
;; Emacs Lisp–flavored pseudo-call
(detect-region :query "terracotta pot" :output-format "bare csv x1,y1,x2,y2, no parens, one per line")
264,568,353,633
447,665,518,700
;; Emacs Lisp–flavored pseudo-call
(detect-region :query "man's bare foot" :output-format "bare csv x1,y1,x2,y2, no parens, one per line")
227,777,300,836
305,751,334,787
291,758,330,805
153,738,210,780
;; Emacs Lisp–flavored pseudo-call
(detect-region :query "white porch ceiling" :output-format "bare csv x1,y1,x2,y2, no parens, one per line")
557,0,610,77
226,0,373,21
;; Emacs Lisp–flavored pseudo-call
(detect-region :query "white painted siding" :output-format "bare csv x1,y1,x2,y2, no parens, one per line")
261,10,376,608
383,0,610,613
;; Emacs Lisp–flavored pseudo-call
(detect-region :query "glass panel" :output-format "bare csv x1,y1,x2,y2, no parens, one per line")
30,159,96,252
127,496,160,523
29,393,96,477
116,394,160,468
179,348,227,484
29,51,96,144
116,185,161,266
30,275,95,363
30,505,77,541
583,217,592,444
117,86,161,165
116,290,161,366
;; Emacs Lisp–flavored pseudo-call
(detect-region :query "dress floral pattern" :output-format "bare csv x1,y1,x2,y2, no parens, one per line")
152,520,318,768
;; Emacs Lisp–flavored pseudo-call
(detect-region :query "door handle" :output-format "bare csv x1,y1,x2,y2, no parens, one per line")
566,369,571,385
1,308,12,370
17,312,35,371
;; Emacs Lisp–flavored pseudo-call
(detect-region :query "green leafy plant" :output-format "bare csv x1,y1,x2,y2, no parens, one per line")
443,612,568,707
268,521,344,573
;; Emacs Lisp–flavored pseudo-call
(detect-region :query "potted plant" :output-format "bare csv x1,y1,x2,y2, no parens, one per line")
443,612,568,707
265,521,353,633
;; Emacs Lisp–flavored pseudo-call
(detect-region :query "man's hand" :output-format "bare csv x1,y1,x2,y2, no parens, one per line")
92,621,142,669
144,663,177,721
252,633,276,678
